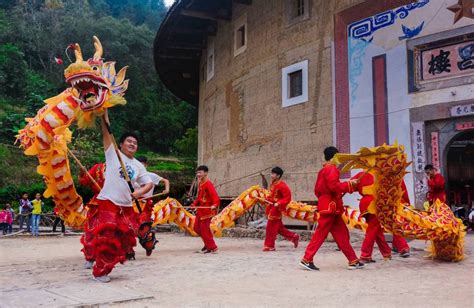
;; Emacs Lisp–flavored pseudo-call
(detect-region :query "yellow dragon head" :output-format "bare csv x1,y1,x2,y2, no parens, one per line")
64,36,128,127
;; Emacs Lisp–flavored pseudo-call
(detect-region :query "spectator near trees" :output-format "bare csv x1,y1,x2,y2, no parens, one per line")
18,193,32,232
31,193,43,236
0,203,13,235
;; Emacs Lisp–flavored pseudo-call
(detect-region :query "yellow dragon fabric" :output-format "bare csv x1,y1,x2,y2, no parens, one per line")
333,143,465,262
150,186,367,237
17,36,128,229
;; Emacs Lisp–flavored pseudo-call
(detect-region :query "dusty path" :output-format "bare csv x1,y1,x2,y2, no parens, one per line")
0,232,472,307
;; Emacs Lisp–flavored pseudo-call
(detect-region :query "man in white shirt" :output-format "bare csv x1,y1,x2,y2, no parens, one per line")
136,156,170,199
84,110,152,283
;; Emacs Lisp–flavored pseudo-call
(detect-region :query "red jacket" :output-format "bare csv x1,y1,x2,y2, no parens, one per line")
265,180,292,220
401,180,410,204
351,171,374,215
315,163,354,215
192,179,220,220
79,163,105,194
0,210,12,224
351,172,410,213
428,173,446,204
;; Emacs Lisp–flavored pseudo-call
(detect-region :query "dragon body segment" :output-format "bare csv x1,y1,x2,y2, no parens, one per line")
150,186,368,237
334,144,465,261
17,37,129,229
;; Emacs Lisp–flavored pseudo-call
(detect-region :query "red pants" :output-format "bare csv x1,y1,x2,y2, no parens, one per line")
303,213,358,264
81,199,137,277
264,218,297,249
137,200,154,225
193,216,217,251
392,235,410,253
360,214,391,259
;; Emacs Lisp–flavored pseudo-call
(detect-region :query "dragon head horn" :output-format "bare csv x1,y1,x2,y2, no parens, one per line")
73,43,83,63
93,36,103,60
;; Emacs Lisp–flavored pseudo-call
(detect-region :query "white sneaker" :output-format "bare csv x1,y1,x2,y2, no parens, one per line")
84,260,94,269
93,275,111,283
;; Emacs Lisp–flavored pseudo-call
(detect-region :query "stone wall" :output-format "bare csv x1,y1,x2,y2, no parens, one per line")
197,0,358,200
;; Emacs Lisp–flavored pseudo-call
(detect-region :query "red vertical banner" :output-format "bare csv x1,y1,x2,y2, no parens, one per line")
372,55,388,146
431,132,440,170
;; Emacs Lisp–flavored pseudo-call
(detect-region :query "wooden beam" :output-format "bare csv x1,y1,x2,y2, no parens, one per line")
170,26,217,36
181,9,231,21
234,0,252,4
181,9,219,21
157,54,197,60
166,43,205,50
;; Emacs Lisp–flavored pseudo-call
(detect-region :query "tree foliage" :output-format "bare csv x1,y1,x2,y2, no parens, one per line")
0,0,197,155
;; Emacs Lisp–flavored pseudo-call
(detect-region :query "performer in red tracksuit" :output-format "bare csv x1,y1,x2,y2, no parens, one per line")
300,147,364,271
424,164,446,205
79,162,105,265
192,165,220,253
263,167,299,251
79,163,106,194
391,180,410,257
351,171,392,263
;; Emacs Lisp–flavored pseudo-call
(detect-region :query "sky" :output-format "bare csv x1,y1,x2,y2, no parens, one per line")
164,0,174,7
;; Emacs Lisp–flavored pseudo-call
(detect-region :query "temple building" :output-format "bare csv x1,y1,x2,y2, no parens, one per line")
154,0,474,207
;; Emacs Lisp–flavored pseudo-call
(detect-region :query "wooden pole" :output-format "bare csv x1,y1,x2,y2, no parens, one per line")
67,149,102,192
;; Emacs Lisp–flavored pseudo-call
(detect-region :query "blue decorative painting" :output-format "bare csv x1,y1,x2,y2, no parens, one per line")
347,0,429,105
399,22,425,40
348,0,429,40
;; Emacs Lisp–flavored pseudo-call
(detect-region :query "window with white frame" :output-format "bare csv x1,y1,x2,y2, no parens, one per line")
233,14,247,57
282,60,308,107
206,40,215,82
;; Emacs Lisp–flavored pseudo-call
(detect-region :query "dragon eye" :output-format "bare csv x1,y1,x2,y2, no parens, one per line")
92,66,99,71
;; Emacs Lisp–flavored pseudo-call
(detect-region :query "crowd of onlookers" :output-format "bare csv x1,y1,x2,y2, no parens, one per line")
0,192,65,235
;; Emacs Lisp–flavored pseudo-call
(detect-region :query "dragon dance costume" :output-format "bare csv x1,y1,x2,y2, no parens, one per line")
427,173,446,205
352,172,410,261
192,179,220,252
17,35,465,280
302,162,360,266
263,179,299,251
79,162,105,262
90,144,151,277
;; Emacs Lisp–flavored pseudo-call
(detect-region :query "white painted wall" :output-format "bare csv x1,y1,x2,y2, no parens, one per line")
346,0,474,204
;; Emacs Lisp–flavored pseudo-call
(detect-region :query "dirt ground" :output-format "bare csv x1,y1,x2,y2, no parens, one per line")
0,231,472,307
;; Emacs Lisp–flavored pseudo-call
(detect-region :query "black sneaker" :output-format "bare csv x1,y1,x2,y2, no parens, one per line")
299,260,319,271
126,251,135,260
347,262,365,270
194,247,208,254
399,251,410,258
360,258,376,264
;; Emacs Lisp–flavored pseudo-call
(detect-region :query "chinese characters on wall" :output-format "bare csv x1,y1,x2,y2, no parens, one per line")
456,122,474,131
420,40,474,81
412,122,426,172
450,103,474,117
430,131,440,170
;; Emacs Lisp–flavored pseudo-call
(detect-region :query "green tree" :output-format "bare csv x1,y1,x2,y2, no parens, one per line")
0,0,197,155
174,127,198,158
0,44,29,98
